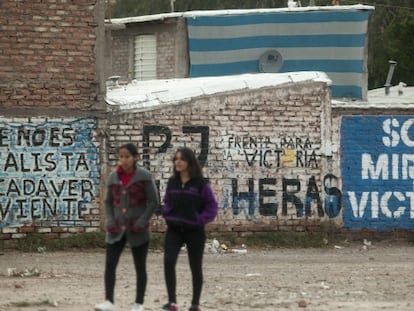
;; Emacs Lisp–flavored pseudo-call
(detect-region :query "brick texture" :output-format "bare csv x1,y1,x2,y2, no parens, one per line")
106,81,333,232
0,0,101,110
109,21,178,81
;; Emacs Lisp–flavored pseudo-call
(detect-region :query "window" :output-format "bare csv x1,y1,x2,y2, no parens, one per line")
134,34,157,80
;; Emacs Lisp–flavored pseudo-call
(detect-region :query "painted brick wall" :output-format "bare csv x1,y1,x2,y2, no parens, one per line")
106,81,339,232
0,0,104,111
0,116,102,240
332,108,414,231
0,1,106,241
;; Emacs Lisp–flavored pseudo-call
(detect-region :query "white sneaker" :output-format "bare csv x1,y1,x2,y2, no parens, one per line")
131,303,144,311
94,300,115,311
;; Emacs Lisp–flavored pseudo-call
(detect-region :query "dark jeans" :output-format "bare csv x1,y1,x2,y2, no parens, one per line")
104,235,149,304
164,226,206,306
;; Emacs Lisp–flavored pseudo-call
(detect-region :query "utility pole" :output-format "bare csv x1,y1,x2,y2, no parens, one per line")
106,0,112,21
170,0,176,12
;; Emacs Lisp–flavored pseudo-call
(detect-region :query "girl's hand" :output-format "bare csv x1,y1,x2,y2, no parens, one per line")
132,222,149,233
106,220,119,233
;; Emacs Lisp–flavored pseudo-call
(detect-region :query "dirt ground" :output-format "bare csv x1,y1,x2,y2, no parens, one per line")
0,241,413,311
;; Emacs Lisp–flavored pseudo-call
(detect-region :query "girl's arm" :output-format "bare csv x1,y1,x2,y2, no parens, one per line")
162,179,172,217
104,173,117,232
135,176,160,229
198,182,218,225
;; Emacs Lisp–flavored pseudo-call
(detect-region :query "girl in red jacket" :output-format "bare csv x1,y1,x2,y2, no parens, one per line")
95,143,159,311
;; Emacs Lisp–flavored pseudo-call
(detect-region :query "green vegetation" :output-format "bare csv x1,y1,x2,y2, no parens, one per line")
406,232,414,244
2,232,106,252
0,231,330,252
243,232,327,248
210,232,328,249
109,0,287,17
1,230,412,252
0,231,163,252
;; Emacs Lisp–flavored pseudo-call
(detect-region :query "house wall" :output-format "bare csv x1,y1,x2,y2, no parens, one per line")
185,9,373,100
106,81,338,232
107,7,373,100
0,0,106,114
1,2,411,241
0,0,107,240
108,18,188,81
0,117,102,239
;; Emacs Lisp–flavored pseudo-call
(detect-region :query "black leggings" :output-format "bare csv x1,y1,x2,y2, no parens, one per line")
104,235,149,304
164,226,206,306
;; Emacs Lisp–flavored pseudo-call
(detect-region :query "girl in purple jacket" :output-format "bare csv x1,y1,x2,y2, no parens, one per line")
162,147,218,311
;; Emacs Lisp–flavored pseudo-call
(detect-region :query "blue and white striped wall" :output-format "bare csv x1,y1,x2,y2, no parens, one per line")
186,6,373,100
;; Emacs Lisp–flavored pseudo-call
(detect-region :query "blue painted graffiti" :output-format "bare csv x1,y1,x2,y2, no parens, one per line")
323,174,342,218
229,175,340,218
232,178,257,218
341,116,414,230
0,118,99,227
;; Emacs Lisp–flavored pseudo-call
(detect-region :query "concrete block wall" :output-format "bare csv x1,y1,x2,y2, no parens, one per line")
106,81,340,232
109,21,178,81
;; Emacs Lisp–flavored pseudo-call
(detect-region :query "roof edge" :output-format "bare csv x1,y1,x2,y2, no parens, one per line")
106,5,375,25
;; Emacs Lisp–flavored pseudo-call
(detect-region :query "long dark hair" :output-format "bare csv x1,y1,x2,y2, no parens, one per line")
172,147,203,179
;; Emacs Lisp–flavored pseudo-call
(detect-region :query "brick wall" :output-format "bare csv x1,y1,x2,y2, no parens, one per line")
106,81,338,232
0,116,103,240
110,32,130,79
108,19,181,81
0,0,105,112
0,0,106,241
157,24,177,79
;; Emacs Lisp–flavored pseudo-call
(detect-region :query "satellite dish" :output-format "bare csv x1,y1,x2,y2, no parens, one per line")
259,50,283,73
